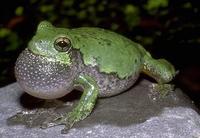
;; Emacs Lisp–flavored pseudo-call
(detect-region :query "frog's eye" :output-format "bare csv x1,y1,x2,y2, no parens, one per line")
54,37,71,52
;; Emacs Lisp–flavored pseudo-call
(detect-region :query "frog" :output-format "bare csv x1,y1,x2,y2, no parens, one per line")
13,21,176,133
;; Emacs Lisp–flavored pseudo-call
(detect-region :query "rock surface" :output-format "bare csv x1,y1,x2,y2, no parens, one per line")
0,80,200,138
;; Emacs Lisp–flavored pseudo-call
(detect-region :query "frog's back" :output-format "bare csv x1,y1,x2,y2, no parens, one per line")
67,27,146,97
68,27,145,79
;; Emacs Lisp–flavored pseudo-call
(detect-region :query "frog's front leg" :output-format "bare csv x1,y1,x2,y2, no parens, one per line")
142,53,176,97
42,75,99,133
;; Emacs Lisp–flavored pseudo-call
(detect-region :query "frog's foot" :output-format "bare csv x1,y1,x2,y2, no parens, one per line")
41,105,92,134
149,83,175,99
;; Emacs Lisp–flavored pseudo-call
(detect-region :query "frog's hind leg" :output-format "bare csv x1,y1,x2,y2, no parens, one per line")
142,53,176,97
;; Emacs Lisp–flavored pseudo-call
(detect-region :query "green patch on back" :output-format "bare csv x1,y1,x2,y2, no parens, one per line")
68,27,144,78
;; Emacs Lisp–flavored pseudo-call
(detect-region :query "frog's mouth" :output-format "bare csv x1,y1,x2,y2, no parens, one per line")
15,49,76,99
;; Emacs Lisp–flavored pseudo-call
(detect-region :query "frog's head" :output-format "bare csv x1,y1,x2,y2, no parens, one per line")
15,21,78,99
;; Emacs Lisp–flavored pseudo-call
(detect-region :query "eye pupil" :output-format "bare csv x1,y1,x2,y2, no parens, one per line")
54,37,71,52
57,41,67,47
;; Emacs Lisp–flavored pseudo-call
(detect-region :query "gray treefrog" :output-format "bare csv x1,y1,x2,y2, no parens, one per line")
13,21,176,133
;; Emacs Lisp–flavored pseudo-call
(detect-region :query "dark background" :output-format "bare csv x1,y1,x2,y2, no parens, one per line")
0,0,200,107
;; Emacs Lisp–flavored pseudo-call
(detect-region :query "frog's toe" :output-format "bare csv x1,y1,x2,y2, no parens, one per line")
60,113,82,133
40,120,59,129
61,125,71,134
41,113,75,133
40,114,66,129
149,83,175,99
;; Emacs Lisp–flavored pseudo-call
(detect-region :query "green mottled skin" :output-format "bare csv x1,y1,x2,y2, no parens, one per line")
69,28,144,78
29,21,145,79
13,21,176,133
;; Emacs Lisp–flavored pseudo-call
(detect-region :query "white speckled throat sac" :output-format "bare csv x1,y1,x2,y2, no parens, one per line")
15,48,77,99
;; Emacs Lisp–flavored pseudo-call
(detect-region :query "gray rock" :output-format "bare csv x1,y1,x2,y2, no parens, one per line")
0,80,200,138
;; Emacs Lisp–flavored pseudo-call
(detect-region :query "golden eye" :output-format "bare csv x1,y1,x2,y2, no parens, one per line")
54,37,71,52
